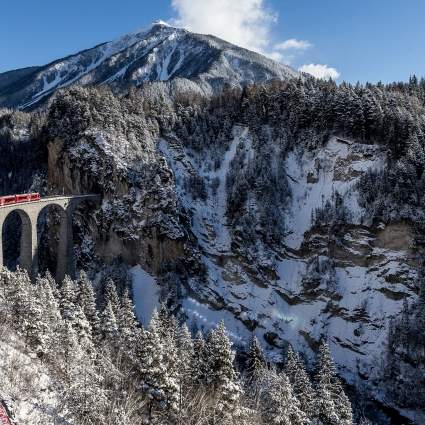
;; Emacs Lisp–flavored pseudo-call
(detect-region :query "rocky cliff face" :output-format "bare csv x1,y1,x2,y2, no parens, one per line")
44,87,196,278
159,129,423,425
163,129,417,376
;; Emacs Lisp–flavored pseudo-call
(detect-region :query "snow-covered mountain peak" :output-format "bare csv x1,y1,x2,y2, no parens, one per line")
151,19,173,28
0,23,297,110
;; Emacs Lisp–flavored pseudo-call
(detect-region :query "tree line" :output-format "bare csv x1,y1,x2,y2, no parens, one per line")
0,268,355,424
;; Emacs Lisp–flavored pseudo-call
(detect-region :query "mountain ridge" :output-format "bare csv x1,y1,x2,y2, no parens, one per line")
0,21,298,110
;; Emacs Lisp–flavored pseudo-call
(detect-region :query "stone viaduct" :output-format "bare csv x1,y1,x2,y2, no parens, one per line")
0,195,100,282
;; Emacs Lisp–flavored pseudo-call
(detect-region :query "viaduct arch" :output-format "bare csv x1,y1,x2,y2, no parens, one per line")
0,195,100,282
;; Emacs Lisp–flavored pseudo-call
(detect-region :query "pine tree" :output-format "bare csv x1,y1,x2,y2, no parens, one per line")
9,268,31,331
100,300,119,342
314,342,353,425
246,335,266,384
191,330,208,387
38,274,61,320
38,275,63,360
44,270,60,298
138,316,178,420
72,305,95,355
176,323,194,410
60,321,81,379
260,369,308,425
148,307,180,418
117,288,139,346
163,327,180,420
104,278,120,315
206,321,243,422
24,284,50,356
76,271,100,338
154,303,179,340
245,334,266,409
60,275,77,321
59,275,96,355
284,346,315,419
333,379,354,425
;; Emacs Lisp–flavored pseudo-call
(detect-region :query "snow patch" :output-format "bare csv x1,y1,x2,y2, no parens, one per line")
130,265,161,326
181,297,251,344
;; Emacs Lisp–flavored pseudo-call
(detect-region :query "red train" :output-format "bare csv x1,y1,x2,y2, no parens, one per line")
0,193,41,206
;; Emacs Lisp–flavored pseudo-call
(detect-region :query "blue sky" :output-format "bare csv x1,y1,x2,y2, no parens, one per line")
1,0,425,83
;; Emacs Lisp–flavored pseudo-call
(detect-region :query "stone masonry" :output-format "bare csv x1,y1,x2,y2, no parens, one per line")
0,195,100,282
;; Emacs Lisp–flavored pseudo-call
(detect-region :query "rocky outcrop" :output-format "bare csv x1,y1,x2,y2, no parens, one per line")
44,87,199,278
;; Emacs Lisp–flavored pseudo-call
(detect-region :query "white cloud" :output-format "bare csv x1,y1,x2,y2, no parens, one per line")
170,0,339,75
267,51,287,62
171,0,276,55
274,39,312,51
298,63,340,80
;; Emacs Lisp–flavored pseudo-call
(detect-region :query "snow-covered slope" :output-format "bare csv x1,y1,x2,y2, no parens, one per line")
157,129,418,411
0,21,297,109
0,335,65,424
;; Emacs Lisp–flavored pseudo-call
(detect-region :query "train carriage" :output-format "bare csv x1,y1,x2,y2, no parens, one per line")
0,193,40,206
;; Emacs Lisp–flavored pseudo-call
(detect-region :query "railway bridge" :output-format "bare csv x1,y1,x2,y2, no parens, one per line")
0,195,100,282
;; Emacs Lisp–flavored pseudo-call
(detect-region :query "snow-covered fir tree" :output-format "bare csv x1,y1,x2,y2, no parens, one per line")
284,346,315,420
314,342,353,425
24,283,50,356
205,321,244,422
100,299,119,342
36,274,62,358
259,368,308,425
103,278,120,315
76,270,100,338
246,334,266,384
138,309,179,421
117,287,139,346
0,268,357,424
176,323,194,410
191,330,209,387
59,275,77,321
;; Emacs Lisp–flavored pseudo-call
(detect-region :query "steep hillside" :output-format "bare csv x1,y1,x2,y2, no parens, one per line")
2,46,425,424
7,76,417,422
0,22,297,110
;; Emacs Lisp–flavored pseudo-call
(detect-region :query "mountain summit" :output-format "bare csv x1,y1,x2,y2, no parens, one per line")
0,22,297,109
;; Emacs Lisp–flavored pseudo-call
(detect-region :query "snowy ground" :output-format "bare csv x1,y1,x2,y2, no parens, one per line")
0,333,66,425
